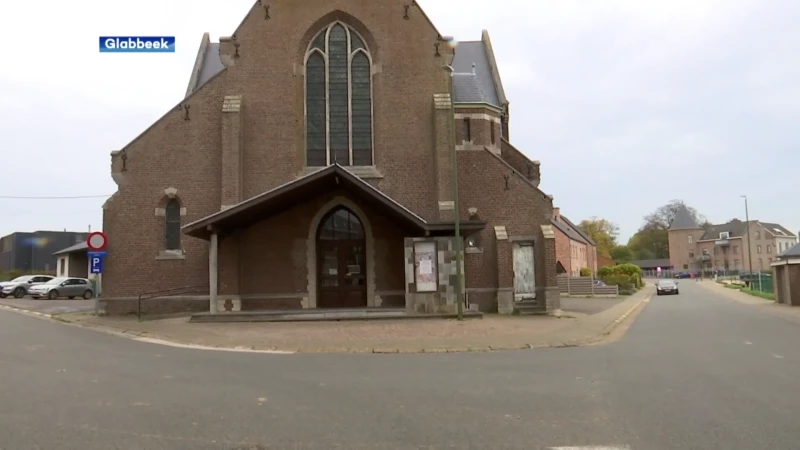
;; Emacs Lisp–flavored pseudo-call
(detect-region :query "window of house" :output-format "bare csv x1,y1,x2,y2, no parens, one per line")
755,231,760,240
702,249,709,256
733,245,738,254
59,258,66,275
165,199,182,251
688,235,693,244
767,245,771,253
713,247,718,255
734,259,740,269
756,245,761,254
719,232,730,239
463,118,472,142
689,252,694,258
305,23,373,167
500,115,507,139
490,121,496,144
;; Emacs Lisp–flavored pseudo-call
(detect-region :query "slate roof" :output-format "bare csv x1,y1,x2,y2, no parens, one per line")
699,220,749,240
560,215,597,246
760,222,795,238
778,242,800,259
53,241,87,255
450,41,501,107
668,205,701,230
550,218,588,245
185,34,504,108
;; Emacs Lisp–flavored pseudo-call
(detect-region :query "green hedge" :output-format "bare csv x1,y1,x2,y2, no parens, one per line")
580,267,593,277
598,264,643,290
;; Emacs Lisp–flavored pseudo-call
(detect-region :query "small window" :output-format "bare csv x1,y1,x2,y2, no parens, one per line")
689,252,694,258
757,245,762,254
714,247,719,255
719,232,730,239
165,199,182,251
688,236,693,244
733,245,739,254
490,121,496,144
755,231,760,240
767,245,771,253
702,249,709,256
463,118,471,142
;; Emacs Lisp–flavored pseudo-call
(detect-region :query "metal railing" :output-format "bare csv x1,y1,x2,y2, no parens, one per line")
137,285,208,320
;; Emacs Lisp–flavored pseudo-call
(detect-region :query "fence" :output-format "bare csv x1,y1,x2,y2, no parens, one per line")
746,276,774,294
557,274,619,296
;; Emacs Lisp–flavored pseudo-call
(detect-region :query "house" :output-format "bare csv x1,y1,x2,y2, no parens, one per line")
550,207,598,276
52,241,91,278
0,231,88,275
771,242,800,306
667,205,796,272
99,0,563,316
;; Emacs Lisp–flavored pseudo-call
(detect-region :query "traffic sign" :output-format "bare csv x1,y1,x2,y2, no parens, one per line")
89,252,106,274
87,231,108,251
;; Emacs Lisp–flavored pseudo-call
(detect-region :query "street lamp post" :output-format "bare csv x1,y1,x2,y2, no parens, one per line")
742,195,754,277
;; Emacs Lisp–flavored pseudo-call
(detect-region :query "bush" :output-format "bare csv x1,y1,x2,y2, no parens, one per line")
580,267,593,277
602,274,636,291
598,264,643,289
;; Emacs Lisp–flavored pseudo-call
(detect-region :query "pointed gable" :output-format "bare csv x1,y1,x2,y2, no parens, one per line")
669,205,700,230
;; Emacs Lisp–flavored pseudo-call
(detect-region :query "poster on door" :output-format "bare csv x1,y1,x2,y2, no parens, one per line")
414,241,438,292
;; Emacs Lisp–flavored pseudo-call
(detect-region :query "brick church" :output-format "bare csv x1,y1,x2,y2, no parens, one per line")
100,0,562,316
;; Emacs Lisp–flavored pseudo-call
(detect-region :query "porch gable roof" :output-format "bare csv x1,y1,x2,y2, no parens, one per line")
182,164,485,240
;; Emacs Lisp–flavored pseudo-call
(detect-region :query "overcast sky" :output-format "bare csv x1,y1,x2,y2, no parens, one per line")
1,0,798,242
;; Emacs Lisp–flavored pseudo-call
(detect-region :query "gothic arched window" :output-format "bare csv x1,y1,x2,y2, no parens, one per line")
305,22,373,167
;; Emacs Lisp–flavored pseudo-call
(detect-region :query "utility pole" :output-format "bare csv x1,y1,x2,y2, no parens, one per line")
449,62,464,320
742,195,754,277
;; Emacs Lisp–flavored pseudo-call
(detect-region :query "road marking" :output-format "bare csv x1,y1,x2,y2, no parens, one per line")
548,446,630,450
744,341,753,345
772,353,784,359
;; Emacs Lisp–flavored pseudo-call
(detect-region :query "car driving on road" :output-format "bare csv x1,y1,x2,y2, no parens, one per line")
28,277,94,300
0,275,55,298
656,279,679,296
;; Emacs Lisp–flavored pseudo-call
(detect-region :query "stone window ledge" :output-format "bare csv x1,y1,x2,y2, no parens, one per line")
465,247,483,254
301,165,384,179
156,250,185,260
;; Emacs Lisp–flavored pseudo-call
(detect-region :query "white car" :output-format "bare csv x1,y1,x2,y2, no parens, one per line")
28,277,94,300
0,275,54,299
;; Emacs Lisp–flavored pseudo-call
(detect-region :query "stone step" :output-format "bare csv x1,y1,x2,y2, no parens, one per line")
514,300,546,315
190,308,483,323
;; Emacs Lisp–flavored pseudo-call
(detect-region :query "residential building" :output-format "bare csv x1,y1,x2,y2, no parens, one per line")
667,205,797,272
100,1,564,316
0,231,88,274
551,207,598,276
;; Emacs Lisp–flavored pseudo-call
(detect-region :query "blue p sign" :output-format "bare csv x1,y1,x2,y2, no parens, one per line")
88,251,106,274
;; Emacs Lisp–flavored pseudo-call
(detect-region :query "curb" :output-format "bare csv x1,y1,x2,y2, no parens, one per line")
0,304,53,319
3,293,653,355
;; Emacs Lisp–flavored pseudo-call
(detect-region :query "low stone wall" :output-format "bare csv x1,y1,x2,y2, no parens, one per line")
100,296,209,316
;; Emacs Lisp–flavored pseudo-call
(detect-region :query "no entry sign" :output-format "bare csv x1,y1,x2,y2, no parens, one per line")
87,231,108,251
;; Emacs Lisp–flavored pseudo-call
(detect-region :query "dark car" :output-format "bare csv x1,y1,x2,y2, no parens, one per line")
656,279,679,296
675,272,691,279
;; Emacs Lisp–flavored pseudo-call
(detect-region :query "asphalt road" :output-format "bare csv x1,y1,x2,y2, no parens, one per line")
1,281,799,450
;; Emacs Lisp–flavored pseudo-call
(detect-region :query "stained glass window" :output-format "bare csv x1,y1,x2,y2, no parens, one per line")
304,23,373,167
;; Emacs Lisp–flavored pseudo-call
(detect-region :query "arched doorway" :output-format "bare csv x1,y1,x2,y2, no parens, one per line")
316,207,368,308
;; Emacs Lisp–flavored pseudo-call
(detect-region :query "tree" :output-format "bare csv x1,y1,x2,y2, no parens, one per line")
627,200,708,260
642,199,707,231
578,217,619,258
610,245,633,262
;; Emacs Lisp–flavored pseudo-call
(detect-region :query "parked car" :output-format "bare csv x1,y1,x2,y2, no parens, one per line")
656,279,679,296
0,275,55,298
675,272,691,279
28,277,94,300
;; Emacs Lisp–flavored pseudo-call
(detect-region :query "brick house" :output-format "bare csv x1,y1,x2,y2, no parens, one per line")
550,208,598,276
100,0,562,316
668,205,797,272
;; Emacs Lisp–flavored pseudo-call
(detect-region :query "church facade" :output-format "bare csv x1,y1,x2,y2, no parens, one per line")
100,0,562,316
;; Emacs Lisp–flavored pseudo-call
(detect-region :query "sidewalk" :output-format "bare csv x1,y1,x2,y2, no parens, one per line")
698,280,800,324
52,288,653,353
